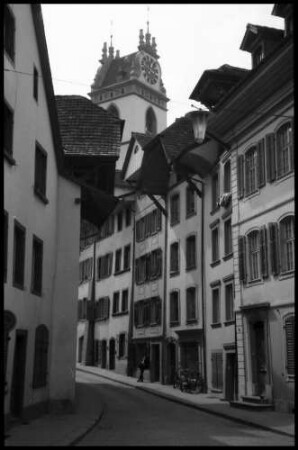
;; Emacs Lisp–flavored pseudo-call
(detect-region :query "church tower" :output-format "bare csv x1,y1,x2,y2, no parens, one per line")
89,24,169,170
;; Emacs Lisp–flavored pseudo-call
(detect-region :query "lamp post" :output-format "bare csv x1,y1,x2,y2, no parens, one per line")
186,108,230,150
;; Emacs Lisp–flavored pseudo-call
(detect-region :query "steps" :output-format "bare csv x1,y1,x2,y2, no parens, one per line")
230,395,274,411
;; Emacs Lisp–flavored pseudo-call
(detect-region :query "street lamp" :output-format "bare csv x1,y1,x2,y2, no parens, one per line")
185,109,210,143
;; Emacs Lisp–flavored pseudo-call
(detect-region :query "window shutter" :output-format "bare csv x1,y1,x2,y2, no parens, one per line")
217,353,223,390
98,341,102,365
266,133,276,182
211,354,217,388
290,118,294,171
157,208,162,231
238,235,247,282
285,315,295,375
116,334,119,359
157,249,162,277
134,304,138,326
124,333,128,358
156,298,162,325
257,139,266,188
260,225,269,278
146,254,151,281
268,222,280,276
237,155,244,198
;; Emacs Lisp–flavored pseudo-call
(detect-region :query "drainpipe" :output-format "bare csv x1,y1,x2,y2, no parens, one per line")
127,202,136,377
200,181,207,390
161,195,168,385
85,239,96,366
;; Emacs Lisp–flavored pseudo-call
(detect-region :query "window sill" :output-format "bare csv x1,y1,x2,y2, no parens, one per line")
34,187,49,205
245,278,264,288
286,375,295,383
170,271,180,278
186,319,198,325
114,268,130,276
4,151,16,166
149,322,161,327
210,205,220,216
170,321,180,327
211,322,222,329
79,279,92,285
186,265,196,272
224,320,235,327
244,189,259,201
210,259,221,268
112,311,128,317
186,211,196,219
223,253,233,262
210,388,223,394
13,282,25,291
31,289,42,297
170,221,180,228
275,171,294,184
279,270,295,281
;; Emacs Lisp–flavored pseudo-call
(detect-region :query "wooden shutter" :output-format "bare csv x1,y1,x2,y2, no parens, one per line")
98,341,102,365
211,353,217,388
268,222,280,276
257,139,266,188
266,133,276,182
285,315,295,375
260,225,269,278
217,353,223,390
157,249,162,277
238,235,247,282
157,208,162,231
124,333,128,358
146,254,151,281
134,304,138,326
237,155,244,198
290,118,294,171
156,298,162,325
116,334,119,359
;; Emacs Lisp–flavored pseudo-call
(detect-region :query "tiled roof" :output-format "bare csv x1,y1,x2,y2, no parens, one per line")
55,95,123,157
159,117,194,161
94,53,138,89
132,132,153,148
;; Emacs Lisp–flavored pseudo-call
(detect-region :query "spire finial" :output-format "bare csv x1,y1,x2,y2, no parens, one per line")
146,6,150,34
109,19,114,59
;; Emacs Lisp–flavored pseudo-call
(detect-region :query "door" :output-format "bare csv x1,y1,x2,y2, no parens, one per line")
225,353,236,400
101,340,107,369
167,343,176,385
10,330,28,417
78,336,84,363
151,344,160,382
251,321,267,396
109,338,115,370
180,342,198,369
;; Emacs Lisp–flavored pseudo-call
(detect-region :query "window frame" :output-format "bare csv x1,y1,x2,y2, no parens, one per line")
34,142,48,203
275,122,293,179
245,146,258,197
31,234,43,296
112,291,120,315
115,248,122,273
224,217,233,257
211,171,219,211
284,314,295,379
279,215,295,274
4,100,15,164
170,241,180,276
211,286,221,325
186,286,197,323
169,290,180,326
4,5,15,63
186,185,196,218
170,193,180,226
13,219,26,290
247,229,261,282
4,211,8,283
211,225,220,264
186,234,197,271
33,65,39,102
224,282,234,323
121,289,129,313
123,244,131,271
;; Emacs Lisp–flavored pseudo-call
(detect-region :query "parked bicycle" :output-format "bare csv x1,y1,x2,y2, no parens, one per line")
173,366,206,393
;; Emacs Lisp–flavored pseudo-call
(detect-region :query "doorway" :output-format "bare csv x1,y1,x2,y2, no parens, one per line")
167,343,176,385
109,338,115,370
10,330,28,417
101,340,107,369
78,336,84,363
151,344,160,382
225,352,236,400
251,321,267,396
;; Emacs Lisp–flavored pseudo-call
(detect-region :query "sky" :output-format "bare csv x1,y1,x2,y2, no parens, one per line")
41,3,284,127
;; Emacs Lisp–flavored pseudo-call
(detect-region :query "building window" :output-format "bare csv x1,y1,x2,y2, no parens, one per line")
4,211,8,283
149,297,161,325
97,297,110,320
186,186,196,217
125,207,131,227
117,212,123,231
13,220,26,289
211,226,219,263
33,66,39,101
170,242,179,275
135,301,144,327
79,258,93,283
211,352,223,390
170,193,180,226
276,123,293,179
170,290,180,325
145,107,157,136
247,230,261,281
31,235,43,296
118,333,126,358
224,218,232,256
78,298,88,321
252,46,264,68
121,289,129,312
4,5,15,62
284,314,295,377
212,287,220,324
34,143,48,201
32,325,49,389
115,248,122,273
245,146,257,196
150,248,162,280
212,172,219,210
186,287,197,323
136,208,161,241
113,292,120,314
186,235,196,270
223,160,231,192
4,101,14,159
123,244,131,270
225,283,234,322
97,253,113,280
280,216,295,273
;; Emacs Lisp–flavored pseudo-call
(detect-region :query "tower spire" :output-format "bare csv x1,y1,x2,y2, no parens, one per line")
145,6,151,45
109,19,114,59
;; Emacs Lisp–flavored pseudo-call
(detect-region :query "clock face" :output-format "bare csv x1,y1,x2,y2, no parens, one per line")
141,55,159,85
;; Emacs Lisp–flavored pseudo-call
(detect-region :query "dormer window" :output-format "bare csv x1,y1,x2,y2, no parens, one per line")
252,46,264,68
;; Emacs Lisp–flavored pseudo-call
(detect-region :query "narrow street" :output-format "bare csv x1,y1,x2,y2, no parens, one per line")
75,371,294,447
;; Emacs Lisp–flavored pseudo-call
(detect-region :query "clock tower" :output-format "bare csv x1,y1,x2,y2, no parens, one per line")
89,26,169,170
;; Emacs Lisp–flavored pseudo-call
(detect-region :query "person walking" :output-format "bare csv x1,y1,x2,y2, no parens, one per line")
137,354,149,382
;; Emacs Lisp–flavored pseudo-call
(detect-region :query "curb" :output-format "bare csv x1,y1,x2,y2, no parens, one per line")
68,405,105,447
77,367,294,438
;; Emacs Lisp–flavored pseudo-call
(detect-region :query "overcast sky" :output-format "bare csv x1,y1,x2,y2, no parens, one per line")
41,3,284,127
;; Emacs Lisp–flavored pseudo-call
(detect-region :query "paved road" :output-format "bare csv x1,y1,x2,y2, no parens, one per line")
75,371,294,447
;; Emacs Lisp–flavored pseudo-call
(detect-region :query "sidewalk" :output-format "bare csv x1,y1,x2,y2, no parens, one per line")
5,364,295,446
77,364,295,438
5,378,104,447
